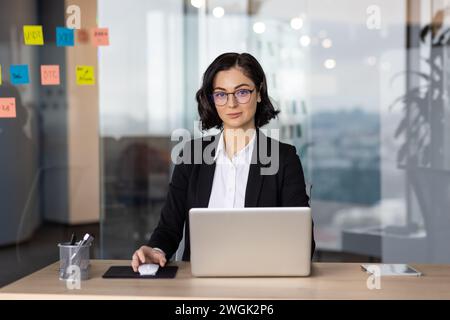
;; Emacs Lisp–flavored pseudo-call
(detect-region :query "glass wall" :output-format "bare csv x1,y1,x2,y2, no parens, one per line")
98,0,450,263
0,0,101,287
379,0,450,262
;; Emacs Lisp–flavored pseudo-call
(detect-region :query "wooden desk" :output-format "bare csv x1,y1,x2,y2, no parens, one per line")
1,260,450,299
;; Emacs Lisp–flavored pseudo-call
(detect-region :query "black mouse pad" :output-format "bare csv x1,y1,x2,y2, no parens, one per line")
102,266,178,279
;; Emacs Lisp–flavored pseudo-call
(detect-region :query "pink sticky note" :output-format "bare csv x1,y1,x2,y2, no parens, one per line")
41,65,60,85
92,28,109,46
0,98,16,118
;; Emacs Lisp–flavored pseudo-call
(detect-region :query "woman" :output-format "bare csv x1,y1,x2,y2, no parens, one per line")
131,52,314,271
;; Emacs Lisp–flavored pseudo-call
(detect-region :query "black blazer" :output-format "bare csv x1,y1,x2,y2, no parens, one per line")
148,129,315,260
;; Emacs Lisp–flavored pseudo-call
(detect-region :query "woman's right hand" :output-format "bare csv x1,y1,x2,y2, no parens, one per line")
131,245,167,272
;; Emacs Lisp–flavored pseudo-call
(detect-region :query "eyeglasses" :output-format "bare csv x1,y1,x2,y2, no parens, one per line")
212,88,255,106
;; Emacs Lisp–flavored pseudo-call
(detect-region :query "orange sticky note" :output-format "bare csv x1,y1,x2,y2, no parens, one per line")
77,29,90,44
0,98,16,118
41,65,60,85
92,28,109,46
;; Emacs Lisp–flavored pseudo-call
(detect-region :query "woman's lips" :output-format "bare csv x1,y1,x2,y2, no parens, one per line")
227,112,242,119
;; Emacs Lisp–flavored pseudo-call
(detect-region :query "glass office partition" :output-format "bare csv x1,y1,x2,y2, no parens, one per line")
0,0,101,287
96,0,449,263
98,0,183,258
379,0,450,263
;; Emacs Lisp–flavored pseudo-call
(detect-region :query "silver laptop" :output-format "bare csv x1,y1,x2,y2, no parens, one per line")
189,207,312,277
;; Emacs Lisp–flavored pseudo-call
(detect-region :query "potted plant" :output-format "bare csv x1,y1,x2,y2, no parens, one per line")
389,7,450,262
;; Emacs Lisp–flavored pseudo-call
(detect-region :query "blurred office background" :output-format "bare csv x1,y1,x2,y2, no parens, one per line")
1,0,450,287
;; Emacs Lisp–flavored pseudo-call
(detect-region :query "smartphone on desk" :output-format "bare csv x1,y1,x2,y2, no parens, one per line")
361,264,422,276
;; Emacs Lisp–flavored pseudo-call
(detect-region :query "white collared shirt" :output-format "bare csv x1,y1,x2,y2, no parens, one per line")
208,131,256,208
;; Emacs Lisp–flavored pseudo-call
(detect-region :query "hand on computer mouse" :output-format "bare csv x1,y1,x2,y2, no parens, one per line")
131,245,166,272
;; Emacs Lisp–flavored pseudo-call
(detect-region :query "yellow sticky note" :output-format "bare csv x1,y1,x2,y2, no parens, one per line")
76,66,95,85
23,25,44,45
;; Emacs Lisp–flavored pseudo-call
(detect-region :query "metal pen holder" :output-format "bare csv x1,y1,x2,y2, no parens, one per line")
58,242,91,280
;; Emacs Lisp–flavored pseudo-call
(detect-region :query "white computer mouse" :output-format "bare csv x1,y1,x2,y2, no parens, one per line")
138,263,160,276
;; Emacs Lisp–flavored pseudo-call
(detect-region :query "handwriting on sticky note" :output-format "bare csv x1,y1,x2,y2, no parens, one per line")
41,65,60,85
10,65,30,85
56,27,74,47
0,98,16,118
23,25,44,45
76,66,95,85
92,28,109,46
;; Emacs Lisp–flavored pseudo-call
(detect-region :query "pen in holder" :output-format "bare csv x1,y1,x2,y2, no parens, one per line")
58,237,92,281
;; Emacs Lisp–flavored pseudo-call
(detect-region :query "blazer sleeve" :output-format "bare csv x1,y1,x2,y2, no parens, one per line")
147,159,191,260
280,145,316,259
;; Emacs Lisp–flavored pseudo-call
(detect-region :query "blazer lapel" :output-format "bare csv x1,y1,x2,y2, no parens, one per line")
245,163,263,207
196,133,219,207
197,163,216,207
245,130,266,207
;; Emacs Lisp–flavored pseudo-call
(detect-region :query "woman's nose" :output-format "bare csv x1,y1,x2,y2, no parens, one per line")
226,94,238,108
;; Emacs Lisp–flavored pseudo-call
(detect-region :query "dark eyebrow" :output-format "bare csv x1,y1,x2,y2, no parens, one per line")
213,83,252,91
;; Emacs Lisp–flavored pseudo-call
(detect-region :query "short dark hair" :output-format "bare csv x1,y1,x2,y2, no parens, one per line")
196,52,279,130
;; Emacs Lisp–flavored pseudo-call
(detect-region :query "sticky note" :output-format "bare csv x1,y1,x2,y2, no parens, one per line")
77,29,90,44
0,98,16,118
92,28,109,46
76,65,95,85
23,25,44,45
10,65,30,85
41,65,60,85
56,27,74,47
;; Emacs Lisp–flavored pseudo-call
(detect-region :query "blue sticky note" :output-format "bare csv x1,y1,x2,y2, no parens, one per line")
10,65,30,85
56,27,74,47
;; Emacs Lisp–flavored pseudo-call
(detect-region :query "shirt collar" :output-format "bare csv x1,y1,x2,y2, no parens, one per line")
214,130,256,162
213,131,225,161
